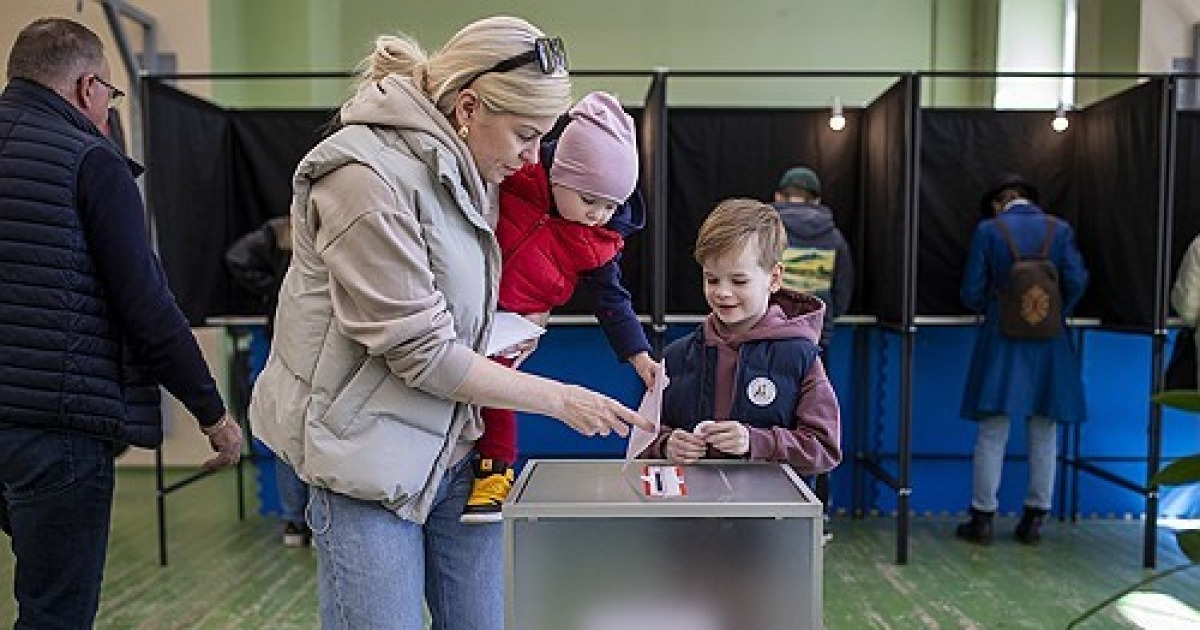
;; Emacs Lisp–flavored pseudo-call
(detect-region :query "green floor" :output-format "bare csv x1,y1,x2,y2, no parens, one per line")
0,468,1197,629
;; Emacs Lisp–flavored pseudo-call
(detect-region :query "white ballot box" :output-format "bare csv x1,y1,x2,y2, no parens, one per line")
503,460,823,630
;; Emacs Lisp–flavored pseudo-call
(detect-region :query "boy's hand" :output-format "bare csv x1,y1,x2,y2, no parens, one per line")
697,421,749,456
629,352,658,389
664,429,706,464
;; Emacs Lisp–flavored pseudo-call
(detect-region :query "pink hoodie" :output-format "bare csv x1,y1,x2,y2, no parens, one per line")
648,290,842,475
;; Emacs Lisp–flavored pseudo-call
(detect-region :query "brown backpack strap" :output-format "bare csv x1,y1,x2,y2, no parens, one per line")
994,216,1055,260
1038,217,1054,258
993,218,1023,260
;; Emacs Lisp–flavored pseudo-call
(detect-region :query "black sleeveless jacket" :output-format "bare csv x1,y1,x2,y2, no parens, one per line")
0,79,167,446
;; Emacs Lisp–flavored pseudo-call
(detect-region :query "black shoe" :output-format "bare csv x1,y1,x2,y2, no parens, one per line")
283,521,311,547
1015,507,1048,545
955,507,995,545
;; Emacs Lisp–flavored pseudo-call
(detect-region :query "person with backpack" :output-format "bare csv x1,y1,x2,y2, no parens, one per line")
955,174,1088,546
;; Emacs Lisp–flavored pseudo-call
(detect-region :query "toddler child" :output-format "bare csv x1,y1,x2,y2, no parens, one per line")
463,91,656,522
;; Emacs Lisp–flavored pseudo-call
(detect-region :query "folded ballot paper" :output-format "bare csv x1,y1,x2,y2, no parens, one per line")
623,361,668,471
485,311,546,358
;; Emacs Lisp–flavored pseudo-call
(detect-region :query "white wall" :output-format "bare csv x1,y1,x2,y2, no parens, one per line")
1140,0,1200,71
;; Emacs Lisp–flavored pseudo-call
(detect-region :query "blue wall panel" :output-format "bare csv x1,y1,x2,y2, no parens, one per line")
513,323,1200,517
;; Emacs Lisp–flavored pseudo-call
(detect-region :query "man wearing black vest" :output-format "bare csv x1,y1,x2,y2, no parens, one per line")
0,18,242,627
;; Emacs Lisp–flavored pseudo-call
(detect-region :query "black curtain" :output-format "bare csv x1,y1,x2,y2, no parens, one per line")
1073,79,1166,331
917,110,1075,316
664,108,861,315
145,79,333,323
145,80,231,325
224,109,332,314
860,77,916,325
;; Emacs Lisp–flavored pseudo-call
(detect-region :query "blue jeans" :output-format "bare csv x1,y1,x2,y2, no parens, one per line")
309,455,502,630
274,457,309,525
971,415,1057,512
0,424,115,629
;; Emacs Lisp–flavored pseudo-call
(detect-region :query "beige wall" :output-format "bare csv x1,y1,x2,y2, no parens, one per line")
1140,0,1200,72
3,3,221,467
3,1,212,120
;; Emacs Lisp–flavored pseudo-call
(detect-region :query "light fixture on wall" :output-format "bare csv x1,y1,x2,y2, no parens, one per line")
829,96,846,132
1051,102,1069,132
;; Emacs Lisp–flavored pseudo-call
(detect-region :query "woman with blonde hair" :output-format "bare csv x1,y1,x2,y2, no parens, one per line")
249,16,650,629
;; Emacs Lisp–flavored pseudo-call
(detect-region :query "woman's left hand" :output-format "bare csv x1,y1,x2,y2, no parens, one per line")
698,421,750,456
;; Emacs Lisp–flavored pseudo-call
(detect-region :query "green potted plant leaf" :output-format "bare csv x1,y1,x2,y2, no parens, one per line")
1067,390,1200,628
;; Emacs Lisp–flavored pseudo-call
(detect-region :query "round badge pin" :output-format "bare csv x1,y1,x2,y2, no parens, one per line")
746,376,777,407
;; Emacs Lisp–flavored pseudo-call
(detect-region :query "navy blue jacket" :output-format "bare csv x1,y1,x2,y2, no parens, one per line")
0,79,224,446
662,328,819,431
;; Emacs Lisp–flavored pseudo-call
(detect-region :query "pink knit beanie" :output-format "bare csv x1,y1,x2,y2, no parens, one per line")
549,92,639,203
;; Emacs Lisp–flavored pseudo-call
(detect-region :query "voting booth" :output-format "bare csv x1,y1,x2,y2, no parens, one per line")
503,460,823,630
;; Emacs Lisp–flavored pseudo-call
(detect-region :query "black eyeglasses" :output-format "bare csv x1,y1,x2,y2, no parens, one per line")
80,75,125,107
462,37,568,89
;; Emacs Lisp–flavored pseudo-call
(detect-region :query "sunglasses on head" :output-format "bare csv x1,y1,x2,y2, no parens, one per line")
462,37,568,89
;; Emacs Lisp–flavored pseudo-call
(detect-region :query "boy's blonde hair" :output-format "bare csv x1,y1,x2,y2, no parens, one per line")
355,16,571,118
694,198,787,271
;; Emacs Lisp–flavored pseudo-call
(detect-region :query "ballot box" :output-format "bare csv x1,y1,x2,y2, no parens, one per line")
503,459,822,630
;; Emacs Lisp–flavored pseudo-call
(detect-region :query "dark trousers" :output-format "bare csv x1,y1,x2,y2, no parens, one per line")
0,424,116,629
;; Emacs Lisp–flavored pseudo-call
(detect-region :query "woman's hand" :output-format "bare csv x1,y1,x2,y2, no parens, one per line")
697,420,749,456
555,384,654,438
628,351,658,389
664,429,707,464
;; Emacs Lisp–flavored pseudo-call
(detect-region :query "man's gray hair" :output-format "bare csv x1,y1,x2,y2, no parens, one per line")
7,18,105,87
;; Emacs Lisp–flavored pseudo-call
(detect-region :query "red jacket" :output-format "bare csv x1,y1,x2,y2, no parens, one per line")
497,163,624,312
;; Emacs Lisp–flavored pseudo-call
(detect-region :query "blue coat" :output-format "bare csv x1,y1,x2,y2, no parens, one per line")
959,202,1089,424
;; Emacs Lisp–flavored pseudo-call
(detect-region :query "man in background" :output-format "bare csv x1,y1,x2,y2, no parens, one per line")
0,18,242,627
773,166,854,352
772,165,853,536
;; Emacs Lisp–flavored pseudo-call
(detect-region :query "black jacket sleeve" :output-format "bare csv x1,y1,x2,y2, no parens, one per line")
577,255,651,361
76,147,226,426
224,224,281,297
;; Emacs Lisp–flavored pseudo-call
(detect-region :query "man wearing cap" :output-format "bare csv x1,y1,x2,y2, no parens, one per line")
773,166,854,352
772,165,853,537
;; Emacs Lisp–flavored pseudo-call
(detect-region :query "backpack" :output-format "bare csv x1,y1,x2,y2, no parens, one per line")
993,218,1062,339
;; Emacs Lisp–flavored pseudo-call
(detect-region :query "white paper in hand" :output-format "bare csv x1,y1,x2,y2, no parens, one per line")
485,311,546,358
624,360,668,469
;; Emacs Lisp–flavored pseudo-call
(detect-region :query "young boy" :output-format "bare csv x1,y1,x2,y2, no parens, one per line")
463,92,657,523
643,199,841,477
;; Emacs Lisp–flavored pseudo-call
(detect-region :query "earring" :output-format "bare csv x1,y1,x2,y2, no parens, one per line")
457,125,469,141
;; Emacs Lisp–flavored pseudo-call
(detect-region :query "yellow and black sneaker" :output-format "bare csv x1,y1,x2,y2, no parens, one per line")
460,458,514,524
